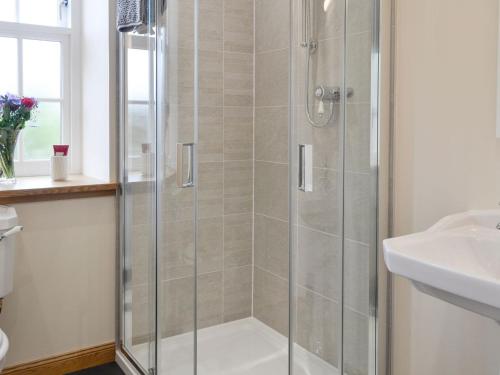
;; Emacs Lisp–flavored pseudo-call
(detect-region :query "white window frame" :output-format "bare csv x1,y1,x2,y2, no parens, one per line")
0,0,81,176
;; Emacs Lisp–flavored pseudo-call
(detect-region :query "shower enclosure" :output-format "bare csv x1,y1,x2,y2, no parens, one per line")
118,0,384,374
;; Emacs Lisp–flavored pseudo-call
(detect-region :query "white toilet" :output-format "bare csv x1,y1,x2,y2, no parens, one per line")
0,206,22,372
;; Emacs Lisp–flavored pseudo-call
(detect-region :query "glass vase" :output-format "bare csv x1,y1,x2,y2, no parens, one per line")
0,129,20,184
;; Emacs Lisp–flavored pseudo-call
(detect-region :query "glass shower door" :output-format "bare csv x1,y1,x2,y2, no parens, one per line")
120,11,158,374
290,1,378,375
342,0,378,374
156,1,198,374
291,0,346,373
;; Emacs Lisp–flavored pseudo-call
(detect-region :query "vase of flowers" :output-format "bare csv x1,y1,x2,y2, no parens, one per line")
0,94,37,184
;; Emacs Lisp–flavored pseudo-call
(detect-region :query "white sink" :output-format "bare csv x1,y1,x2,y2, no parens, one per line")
383,210,500,322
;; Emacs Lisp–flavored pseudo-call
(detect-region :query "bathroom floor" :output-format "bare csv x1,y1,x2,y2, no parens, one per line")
131,318,337,375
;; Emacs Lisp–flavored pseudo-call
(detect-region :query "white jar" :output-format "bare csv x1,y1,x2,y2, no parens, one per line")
50,156,68,181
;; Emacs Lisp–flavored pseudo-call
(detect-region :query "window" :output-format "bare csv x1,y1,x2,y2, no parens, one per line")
0,0,78,176
125,33,155,172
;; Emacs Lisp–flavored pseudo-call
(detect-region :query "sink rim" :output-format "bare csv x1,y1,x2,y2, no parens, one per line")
383,209,500,312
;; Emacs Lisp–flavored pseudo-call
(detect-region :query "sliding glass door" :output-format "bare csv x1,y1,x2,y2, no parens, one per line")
119,1,380,374
156,0,197,374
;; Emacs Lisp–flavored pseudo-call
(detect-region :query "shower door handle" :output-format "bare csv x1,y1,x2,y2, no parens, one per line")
298,144,313,192
176,143,194,188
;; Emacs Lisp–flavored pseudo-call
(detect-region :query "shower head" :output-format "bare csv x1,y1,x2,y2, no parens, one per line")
301,0,317,51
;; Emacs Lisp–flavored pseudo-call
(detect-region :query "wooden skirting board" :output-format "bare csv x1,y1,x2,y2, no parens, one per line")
2,342,115,375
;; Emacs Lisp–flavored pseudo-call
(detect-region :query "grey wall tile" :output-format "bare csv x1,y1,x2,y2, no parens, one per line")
161,177,195,223
346,0,373,35
254,214,289,279
161,277,196,337
224,52,254,107
255,106,288,164
296,286,338,366
255,49,289,107
255,161,288,220
174,49,223,107
197,218,224,274
254,267,289,336
346,32,372,103
346,103,370,173
198,162,223,218
161,220,195,281
344,240,369,315
298,167,340,235
198,272,224,328
344,172,372,244
177,0,223,52
344,308,369,375
224,106,253,161
224,265,252,322
297,226,340,300
199,107,223,162
224,213,253,269
314,0,345,41
200,50,224,107
224,160,253,215
224,0,254,53
255,0,289,53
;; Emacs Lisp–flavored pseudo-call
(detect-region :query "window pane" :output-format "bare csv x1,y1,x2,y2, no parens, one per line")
127,49,149,101
0,0,16,22
19,0,61,27
23,102,60,160
23,39,61,98
127,103,149,157
0,37,18,94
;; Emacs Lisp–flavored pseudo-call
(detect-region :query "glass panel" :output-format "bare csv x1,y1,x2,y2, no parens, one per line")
0,0,16,22
121,8,157,374
127,103,150,161
0,37,18,94
343,0,376,374
127,48,150,101
291,0,345,374
19,0,61,27
23,39,61,99
156,1,196,374
23,101,60,160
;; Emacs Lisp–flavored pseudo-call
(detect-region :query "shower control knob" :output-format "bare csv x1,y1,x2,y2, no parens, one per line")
314,86,341,102
314,87,324,98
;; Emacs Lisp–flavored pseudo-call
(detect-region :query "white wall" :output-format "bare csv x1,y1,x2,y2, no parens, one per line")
392,0,500,374
81,0,117,181
0,197,116,367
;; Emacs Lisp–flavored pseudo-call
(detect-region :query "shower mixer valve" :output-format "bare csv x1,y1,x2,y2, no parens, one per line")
314,86,340,117
314,86,341,102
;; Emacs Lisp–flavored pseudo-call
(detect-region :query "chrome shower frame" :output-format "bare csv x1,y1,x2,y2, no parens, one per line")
115,0,393,374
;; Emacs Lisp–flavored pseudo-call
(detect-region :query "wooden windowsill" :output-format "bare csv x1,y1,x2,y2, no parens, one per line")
0,175,119,205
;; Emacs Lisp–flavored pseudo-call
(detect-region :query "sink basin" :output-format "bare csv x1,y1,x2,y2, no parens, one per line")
383,210,500,322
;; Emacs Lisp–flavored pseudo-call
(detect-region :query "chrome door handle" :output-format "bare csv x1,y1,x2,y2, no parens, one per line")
298,144,313,192
176,143,194,188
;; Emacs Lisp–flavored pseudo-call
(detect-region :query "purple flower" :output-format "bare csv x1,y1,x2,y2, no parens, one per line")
0,94,21,111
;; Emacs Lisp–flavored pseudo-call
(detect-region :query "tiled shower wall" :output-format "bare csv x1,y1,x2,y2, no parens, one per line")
162,0,256,335
131,0,255,342
131,1,373,373
253,1,373,374
253,0,291,337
